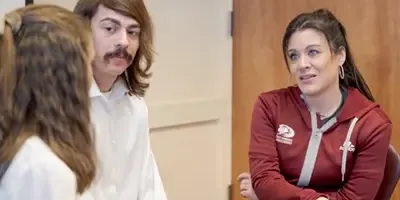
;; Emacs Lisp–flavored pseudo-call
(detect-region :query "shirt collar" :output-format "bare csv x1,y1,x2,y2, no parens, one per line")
89,77,129,100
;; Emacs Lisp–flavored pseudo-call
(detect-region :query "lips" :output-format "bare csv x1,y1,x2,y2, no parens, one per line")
112,57,127,66
299,74,316,80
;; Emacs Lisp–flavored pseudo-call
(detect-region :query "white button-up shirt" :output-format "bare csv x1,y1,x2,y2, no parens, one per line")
81,78,167,200
0,136,78,200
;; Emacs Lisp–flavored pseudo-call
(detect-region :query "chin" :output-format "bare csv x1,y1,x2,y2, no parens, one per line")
298,84,321,96
109,65,129,75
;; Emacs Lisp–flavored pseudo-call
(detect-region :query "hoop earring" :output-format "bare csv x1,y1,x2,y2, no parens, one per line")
339,65,344,79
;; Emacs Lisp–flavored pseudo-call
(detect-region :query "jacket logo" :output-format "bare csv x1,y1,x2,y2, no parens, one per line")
339,142,355,152
276,124,295,145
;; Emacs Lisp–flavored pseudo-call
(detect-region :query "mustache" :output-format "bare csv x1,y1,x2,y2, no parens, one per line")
103,46,133,63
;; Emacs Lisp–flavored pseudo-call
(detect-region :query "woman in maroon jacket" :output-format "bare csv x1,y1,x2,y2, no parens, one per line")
247,8,391,200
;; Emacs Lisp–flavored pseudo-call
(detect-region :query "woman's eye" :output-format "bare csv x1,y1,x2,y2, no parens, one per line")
289,54,299,61
308,49,319,56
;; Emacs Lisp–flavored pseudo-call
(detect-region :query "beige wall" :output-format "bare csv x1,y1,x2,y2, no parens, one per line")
0,1,25,17
27,1,233,199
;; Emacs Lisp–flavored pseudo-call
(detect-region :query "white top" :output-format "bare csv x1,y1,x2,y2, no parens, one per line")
0,136,78,200
81,78,167,200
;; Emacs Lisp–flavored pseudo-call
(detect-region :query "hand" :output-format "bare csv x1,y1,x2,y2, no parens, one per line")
237,172,259,200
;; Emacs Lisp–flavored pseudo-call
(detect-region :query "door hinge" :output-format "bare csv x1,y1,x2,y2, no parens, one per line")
25,0,33,5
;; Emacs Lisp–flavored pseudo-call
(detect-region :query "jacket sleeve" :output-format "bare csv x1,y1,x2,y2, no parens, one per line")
322,121,392,200
249,95,327,200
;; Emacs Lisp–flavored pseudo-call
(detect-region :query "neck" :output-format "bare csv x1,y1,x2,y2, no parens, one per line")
93,69,118,92
303,85,342,117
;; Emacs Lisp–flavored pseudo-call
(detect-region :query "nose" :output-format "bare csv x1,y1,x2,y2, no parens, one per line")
116,29,129,47
298,54,310,70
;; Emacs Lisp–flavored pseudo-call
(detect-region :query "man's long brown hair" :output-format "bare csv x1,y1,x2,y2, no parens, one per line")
74,0,154,96
0,4,96,193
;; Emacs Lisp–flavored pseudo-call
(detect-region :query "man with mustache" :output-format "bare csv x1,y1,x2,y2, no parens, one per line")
74,0,167,200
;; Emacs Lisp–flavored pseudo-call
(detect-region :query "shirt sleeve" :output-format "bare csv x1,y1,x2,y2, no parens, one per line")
2,161,77,200
322,122,391,200
249,95,327,200
137,130,168,200
116,100,168,200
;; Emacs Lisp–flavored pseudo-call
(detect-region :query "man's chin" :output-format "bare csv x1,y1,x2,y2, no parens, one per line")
109,64,129,73
103,68,127,78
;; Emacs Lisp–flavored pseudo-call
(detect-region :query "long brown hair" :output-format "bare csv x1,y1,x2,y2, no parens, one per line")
0,4,96,193
282,8,375,102
74,0,154,97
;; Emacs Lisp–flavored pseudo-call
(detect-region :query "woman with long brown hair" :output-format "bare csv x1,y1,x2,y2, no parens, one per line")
0,4,96,200
241,8,390,200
